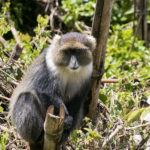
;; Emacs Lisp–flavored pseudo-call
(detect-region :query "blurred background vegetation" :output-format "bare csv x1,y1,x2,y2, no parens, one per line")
1,0,150,149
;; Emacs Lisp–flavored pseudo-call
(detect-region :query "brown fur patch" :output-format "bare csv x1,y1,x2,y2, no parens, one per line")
59,41,89,51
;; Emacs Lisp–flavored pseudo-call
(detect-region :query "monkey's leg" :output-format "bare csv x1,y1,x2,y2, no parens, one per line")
12,92,45,149
29,142,43,150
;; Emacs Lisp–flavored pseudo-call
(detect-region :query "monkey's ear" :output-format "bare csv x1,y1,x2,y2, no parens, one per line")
53,35,61,44
87,35,96,51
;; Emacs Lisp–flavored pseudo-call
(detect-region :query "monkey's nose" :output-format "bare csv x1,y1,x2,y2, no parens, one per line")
69,55,79,70
70,61,79,70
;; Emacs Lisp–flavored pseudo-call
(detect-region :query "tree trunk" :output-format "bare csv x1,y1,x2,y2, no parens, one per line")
86,0,114,124
135,0,148,47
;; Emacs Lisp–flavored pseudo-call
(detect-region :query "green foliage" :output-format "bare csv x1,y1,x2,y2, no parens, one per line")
125,108,145,124
8,0,43,33
19,14,50,66
0,3,12,36
69,23,150,148
125,106,150,125
0,102,4,112
101,23,150,125
61,0,96,27
106,24,150,78
0,3,50,72
0,132,9,150
140,106,150,122
70,117,101,149
112,0,133,24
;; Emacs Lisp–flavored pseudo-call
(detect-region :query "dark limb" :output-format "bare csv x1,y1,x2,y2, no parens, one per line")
13,92,45,144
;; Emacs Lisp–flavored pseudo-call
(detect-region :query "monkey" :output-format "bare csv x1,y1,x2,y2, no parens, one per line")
9,32,96,149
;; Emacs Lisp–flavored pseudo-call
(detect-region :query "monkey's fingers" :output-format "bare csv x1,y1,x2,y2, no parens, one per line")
64,116,73,130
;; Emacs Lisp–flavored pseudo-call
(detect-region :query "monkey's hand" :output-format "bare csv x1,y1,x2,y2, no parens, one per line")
58,103,73,129
60,116,73,143
64,115,73,130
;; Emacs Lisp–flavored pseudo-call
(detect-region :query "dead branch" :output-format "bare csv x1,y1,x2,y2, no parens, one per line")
136,134,149,150
101,79,119,83
125,122,150,130
0,125,13,133
0,82,12,96
0,68,18,84
102,125,123,147
9,26,23,60
6,10,23,60
43,105,65,150
0,94,10,101
11,26,22,45
49,7,57,31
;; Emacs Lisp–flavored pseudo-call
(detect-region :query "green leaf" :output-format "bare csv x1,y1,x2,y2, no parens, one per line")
99,94,108,104
140,106,150,122
0,106,3,112
125,108,145,124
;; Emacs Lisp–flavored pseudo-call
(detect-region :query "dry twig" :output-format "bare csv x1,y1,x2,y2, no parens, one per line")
102,125,123,147
0,94,10,101
0,68,18,84
0,125,13,133
101,79,119,83
125,122,150,130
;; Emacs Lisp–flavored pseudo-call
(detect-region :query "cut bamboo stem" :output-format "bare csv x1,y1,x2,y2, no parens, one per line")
43,105,65,150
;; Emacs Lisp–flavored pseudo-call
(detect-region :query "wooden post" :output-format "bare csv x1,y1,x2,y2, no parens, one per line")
43,105,65,150
135,0,148,47
86,0,114,123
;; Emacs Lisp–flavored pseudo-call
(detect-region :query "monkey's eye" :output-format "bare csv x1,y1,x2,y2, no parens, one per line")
63,50,71,55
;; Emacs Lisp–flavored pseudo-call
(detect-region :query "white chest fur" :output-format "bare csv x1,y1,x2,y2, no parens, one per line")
58,63,93,101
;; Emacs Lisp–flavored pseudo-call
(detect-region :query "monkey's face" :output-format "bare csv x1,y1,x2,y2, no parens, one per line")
52,32,96,72
53,48,93,71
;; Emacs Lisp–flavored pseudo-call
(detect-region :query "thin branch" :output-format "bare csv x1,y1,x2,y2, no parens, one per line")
49,7,57,30
0,111,8,115
0,94,10,101
11,26,22,45
5,139,16,149
125,122,150,130
6,11,23,60
0,125,13,133
102,125,123,147
136,134,149,150
0,68,18,83
101,79,119,83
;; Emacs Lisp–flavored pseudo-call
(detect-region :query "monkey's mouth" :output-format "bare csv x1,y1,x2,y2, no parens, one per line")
69,66,79,70
68,66,80,72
